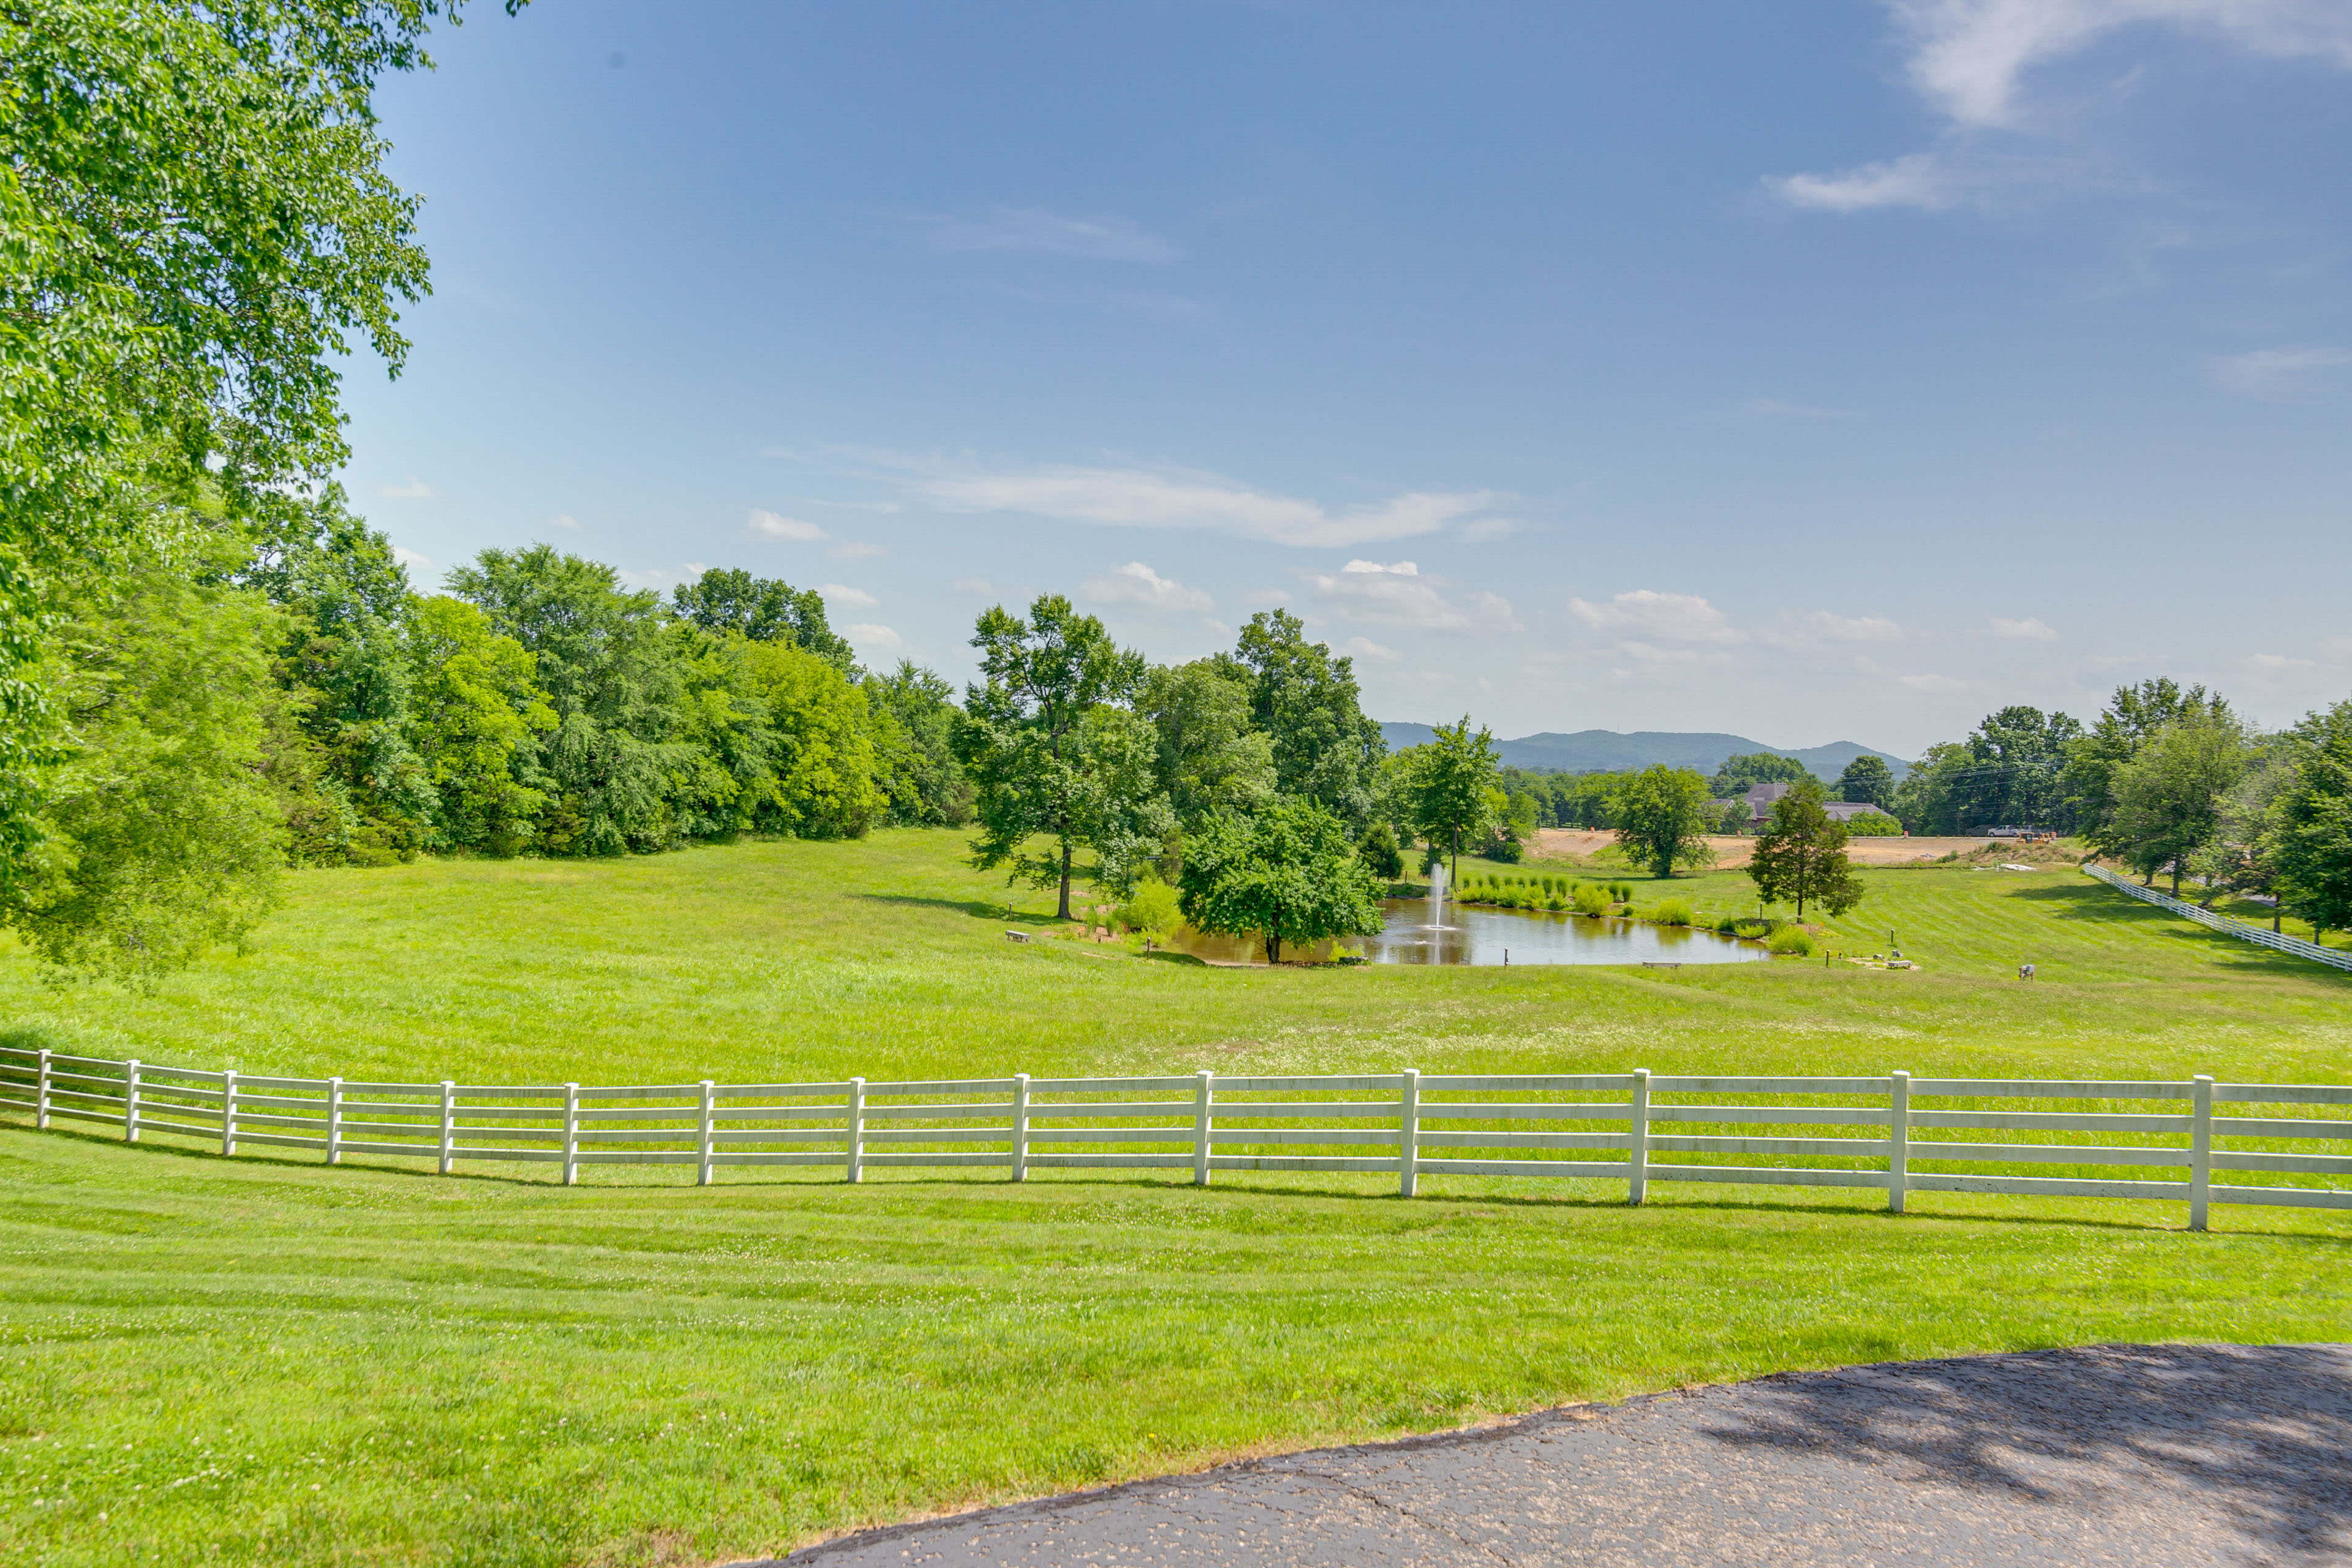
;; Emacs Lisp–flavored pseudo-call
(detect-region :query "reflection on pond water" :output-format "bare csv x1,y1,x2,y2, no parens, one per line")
1164,897,1772,967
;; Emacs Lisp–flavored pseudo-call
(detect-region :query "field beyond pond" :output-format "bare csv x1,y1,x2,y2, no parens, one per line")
2,831,2347,1568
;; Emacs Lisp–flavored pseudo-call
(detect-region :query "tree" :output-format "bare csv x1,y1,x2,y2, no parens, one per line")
1232,610,1385,828
1747,779,1862,920
1357,821,1404,880
1611,765,1716,879
1835,753,1896,809
1177,797,1385,964
958,596,1170,919
1137,659,1275,833
2186,747,2290,914
1709,752,1811,797
407,597,556,856
2067,679,2226,856
1404,716,1500,878
0,0,517,894
671,568,854,669
2110,709,2253,896
866,662,973,827
2266,699,2352,937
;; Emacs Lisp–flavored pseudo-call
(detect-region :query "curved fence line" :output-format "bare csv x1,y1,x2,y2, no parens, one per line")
6,1045,2350,1230
2082,861,2352,973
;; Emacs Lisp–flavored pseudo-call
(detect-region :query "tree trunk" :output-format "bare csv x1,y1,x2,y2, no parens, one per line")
1057,841,1072,921
2170,862,2182,899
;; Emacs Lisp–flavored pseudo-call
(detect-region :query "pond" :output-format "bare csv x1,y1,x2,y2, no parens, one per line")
1164,897,1774,967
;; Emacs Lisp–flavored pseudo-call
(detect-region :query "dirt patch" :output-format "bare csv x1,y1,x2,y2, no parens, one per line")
1529,829,1997,870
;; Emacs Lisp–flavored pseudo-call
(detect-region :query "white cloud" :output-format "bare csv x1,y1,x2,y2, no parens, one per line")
619,562,708,592
1991,616,2060,640
2247,652,2317,670
1774,3,2352,213
1341,636,1400,663
1893,0,2352,129
1458,516,1519,542
392,546,434,573
951,577,996,597
820,583,879,608
746,508,830,543
909,460,1496,549
2209,346,2352,398
1568,589,1743,645
1900,672,1970,693
1306,565,1516,633
1080,561,1213,613
1769,609,1905,646
828,541,889,559
546,513,581,530
925,206,1180,263
377,476,434,499
846,623,903,650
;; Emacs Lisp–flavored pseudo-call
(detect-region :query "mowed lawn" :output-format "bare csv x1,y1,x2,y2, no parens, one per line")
1,832,2348,1568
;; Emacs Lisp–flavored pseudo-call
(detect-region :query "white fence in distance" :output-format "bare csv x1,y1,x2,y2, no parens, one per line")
2082,861,2352,973
6,1044,2351,1232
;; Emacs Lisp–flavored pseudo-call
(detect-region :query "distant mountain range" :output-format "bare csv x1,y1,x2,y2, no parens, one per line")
1376,725,1912,783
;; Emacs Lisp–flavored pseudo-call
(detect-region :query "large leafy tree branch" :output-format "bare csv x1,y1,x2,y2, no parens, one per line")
1178,796,1384,965
1747,779,1861,921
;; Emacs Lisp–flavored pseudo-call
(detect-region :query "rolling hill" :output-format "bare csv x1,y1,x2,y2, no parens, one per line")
1376,725,1911,782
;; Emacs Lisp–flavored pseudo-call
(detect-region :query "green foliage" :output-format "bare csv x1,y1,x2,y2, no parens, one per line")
1709,751,1812,797
2267,699,2352,934
1232,610,1385,829
1766,927,1815,956
407,596,555,855
1114,875,1183,941
1748,780,1862,920
867,662,974,827
960,596,1170,914
2110,707,2255,896
1611,766,1716,879
1177,797,1384,963
1843,809,1904,837
670,567,854,669
1137,659,1275,834
1834,753,1897,809
0,0,504,889
1653,897,1694,927
1403,715,1501,868
1573,882,1611,917
4,535,286,980
1894,706,2085,835
2067,679,2226,857
1357,820,1404,880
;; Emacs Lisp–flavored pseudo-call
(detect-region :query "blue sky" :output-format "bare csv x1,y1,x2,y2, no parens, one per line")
342,1,2352,758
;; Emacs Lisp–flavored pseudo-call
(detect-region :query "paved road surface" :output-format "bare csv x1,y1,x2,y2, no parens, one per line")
766,1344,2352,1567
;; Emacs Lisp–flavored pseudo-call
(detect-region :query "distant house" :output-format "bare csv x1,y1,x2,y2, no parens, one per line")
1730,782,1898,834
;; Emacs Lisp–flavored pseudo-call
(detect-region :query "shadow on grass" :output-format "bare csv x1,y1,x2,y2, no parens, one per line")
2025,881,2352,981
1703,1344,2352,1561
857,893,1060,922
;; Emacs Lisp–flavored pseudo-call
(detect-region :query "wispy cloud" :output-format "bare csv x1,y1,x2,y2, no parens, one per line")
820,583,878,609
392,546,434,573
2209,346,2352,399
828,541,888,559
377,476,435,499
1772,2,2352,213
1306,560,1516,633
924,206,1180,264
1342,636,1400,663
846,623,903,651
1762,609,1905,650
951,577,996,597
1080,561,1213,613
1900,672,1970,693
746,509,830,543
1569,589,1743,645
546,513,581,530
1991,616,2060,640
619,562,709,592
900,457,1497,549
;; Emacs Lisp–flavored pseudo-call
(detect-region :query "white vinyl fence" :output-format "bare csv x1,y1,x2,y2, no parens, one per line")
6,1044,2349,1231
2082,861,2352,973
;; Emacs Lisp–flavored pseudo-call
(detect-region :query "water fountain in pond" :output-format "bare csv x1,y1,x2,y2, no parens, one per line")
1425,859,1451,929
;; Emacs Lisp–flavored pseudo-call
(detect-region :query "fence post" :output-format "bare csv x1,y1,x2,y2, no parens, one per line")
1398,1068,1420,1198
1628,1068,1651,1205
562,1082,580,1187
326,1077,344,1166
438,1082,456,1175
845,1077,865,1185
1887,1071,1910,1214
124,1059,141,1144
1193,1069,1215,1187
36,1048,50,1131
221,1070,238,1158
696,1080,715,1186
2190,1074,2214,1232
1009,1073,1030,1183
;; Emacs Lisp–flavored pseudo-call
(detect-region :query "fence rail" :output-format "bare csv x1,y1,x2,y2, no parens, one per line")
2082,861,2352,973
6,1046,2350,1230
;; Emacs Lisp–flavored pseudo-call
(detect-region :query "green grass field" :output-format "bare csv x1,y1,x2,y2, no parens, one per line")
2,831,2348,1567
